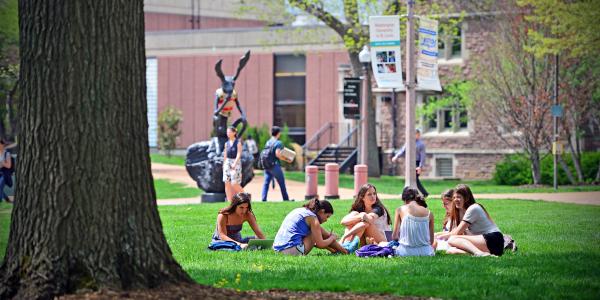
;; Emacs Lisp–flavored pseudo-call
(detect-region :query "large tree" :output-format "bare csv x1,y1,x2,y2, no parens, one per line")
0,1,192,298
472,8,555,185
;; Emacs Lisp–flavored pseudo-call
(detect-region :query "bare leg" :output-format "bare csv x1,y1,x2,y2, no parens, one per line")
446,246,468,255
225,182,233,201
302,235,315,255
364,224,387,244
232,183,244,195
448,235,491,256
340,222,369,243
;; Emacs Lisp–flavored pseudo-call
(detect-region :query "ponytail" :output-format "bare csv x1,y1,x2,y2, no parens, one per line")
415,195,428,208
303,198,333,214
402,187,427,207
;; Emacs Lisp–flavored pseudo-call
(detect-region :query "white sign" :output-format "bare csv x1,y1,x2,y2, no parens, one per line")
417,18,442,91
369,16,404,89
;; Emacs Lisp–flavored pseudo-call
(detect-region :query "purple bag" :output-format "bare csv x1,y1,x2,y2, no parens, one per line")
355,244,394,258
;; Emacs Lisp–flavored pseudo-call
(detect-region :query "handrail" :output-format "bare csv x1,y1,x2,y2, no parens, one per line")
337,124,359,148
302,122,333,151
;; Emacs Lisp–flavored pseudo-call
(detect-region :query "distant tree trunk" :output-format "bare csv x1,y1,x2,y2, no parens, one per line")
530,151,542,185
0,1,192,299
595,160,600,182
557,155,577,185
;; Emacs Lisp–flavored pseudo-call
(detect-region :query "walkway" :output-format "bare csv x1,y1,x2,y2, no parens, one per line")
152,163,600,206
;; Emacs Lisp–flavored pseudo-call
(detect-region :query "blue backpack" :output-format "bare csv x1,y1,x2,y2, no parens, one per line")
208,241,241,251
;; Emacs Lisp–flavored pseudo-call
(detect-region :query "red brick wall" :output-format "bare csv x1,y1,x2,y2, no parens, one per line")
157,53,273,147
305,51,350,143
145,12,265,32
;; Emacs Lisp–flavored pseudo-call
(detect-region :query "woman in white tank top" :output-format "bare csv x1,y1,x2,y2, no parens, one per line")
392,187,435,257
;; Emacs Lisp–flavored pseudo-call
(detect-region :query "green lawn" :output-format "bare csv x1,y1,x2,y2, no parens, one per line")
154,179,201,199
2,198,599,299
151,153,186,166
285,171,600,195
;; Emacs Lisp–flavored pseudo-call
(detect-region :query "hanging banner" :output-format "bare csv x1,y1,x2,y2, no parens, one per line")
369,16,404,89
343,78,361,119
417,17,442,91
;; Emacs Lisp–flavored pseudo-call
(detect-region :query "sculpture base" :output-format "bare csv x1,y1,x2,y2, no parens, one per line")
201,193,226,203
324,195,340,200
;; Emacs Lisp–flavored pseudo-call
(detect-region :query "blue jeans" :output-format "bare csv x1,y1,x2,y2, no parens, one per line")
262,164,289,201
0,175,5,201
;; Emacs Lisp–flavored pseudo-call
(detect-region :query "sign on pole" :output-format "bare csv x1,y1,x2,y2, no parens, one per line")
417,17,442,91
369,16,404,89
343,78,361,119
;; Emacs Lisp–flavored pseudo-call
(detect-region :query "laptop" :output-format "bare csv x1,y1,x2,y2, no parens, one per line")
246,239,274,250
385,230,394,242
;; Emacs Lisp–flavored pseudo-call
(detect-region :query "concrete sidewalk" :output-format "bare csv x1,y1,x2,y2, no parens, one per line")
152,163,600,206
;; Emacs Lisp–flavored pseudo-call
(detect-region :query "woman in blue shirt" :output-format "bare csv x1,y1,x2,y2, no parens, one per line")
273,198,348,255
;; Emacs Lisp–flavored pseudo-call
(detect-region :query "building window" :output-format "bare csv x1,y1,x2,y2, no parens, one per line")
438,22,463,60
274,54,306,144
421,95,469,133
435,157,454,177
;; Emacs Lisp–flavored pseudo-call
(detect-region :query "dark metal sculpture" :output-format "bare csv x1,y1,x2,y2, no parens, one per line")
185,51,254,202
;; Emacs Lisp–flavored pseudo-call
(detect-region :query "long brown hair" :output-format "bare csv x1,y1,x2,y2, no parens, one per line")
219,192,253,215
441,188,454,229
401,187,428,208
449,184,492,229
351,183,391,225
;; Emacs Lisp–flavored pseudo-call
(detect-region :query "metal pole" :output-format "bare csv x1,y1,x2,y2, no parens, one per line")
391,88,397,176
360,64,369,165
553,54,559,190
405,0,417,188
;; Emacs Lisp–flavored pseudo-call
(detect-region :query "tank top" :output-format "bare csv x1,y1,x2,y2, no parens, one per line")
399,212,431,247
226,139,239,159
273,208,316,251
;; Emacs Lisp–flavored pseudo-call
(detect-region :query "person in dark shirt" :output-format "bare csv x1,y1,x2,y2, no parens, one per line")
392,129,429,198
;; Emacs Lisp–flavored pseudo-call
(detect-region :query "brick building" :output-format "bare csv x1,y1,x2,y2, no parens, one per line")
143,0,523,179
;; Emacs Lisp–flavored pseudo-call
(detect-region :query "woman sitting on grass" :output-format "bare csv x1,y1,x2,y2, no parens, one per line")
437,184,504,257
339,183,391,251
392,187,435,257
212,192,265,249
273,198,348,255
432,189,454,251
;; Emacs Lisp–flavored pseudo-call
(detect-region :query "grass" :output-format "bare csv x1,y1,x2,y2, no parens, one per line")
154,179,201,199
151,153,186,166
2,198,599,299
285,171,600,195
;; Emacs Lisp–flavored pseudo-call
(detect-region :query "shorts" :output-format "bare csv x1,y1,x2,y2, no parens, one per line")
223,159,242,184
483,231,504,256
278,244,305,256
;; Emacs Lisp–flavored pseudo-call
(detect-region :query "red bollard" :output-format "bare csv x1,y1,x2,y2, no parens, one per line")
305,166,319,200
354,164,368,197
324,163,340,200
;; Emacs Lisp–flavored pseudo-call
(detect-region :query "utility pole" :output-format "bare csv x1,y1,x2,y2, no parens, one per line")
404,0,417,188
359,46,371,165
553,54,559,190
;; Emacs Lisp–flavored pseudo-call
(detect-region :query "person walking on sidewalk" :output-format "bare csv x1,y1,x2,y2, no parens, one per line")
261,126,292,201
392,129,429,198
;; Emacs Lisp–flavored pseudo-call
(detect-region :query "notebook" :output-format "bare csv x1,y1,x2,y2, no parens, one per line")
246,239,274,250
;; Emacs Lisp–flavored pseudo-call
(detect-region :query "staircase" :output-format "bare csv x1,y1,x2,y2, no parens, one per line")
308,146,357,172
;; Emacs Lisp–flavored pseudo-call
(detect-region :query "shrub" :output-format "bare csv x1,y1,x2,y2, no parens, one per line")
158,106,183,157
494,152,600,185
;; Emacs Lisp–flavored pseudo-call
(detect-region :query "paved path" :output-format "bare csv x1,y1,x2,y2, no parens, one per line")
152,163,600,206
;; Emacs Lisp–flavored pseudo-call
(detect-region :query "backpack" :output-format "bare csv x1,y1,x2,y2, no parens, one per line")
258,140,279,170
503,234,517,252
355,244,394,258
208,240,242,251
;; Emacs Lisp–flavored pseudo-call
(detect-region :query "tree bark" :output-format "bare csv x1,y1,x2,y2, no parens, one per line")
530,151,542,185
557,155,577,185
0,1,192,299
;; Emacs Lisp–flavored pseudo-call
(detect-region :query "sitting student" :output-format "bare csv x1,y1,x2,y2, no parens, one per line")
211,192,266,249
273,198,348,255
438,184,504,257
391,187,435,257
432,189,454,251
339,183,391,251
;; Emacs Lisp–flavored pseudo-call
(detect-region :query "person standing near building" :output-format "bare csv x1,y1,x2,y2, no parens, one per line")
244,134,259,168
261,126,292,201
392,129,429,198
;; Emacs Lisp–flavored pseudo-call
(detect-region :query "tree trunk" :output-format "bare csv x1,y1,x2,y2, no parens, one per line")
557,155,577,185
0,1,192,299
567,137,584,182
530,151,542,185
349,52,380,177
595,160,600,182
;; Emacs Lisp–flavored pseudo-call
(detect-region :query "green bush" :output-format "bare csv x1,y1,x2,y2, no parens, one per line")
158,106,183,157
494,152,600,185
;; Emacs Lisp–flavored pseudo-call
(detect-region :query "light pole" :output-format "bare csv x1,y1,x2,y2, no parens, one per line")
358,45,371,166
404,0,417,188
